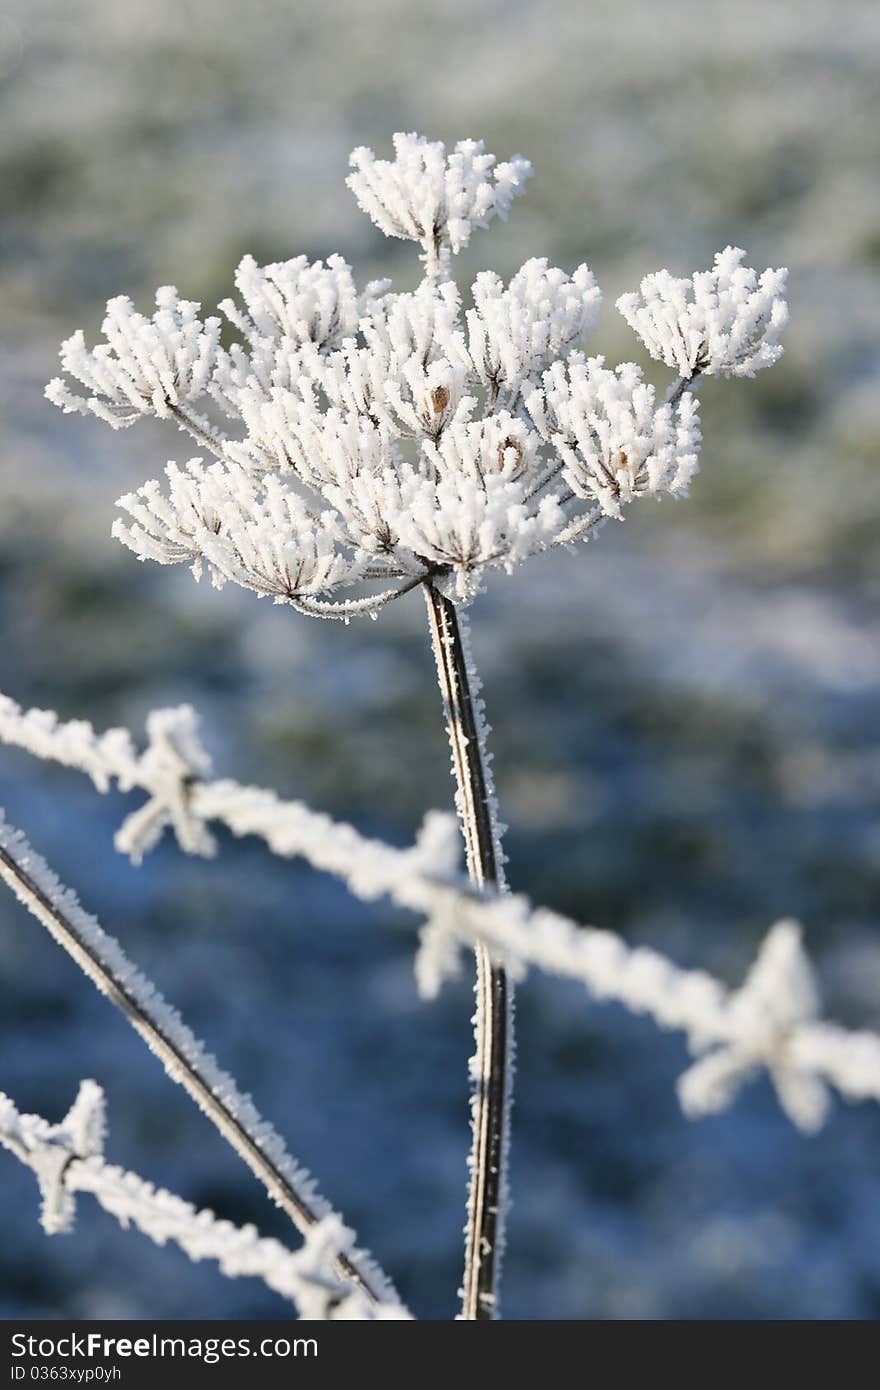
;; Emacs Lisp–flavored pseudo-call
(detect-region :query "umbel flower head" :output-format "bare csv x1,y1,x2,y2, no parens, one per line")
347,132,533,279
46,288,221,430
46,134,788,618
616,247,789,379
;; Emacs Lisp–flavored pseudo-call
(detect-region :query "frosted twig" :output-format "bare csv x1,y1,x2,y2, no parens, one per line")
0,809,401,1311
0,1084,408,1320
169,403,231,460
423,582,511,1320
288,572,430,622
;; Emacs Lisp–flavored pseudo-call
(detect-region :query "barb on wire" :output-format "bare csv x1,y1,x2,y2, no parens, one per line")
0,1083,408,1320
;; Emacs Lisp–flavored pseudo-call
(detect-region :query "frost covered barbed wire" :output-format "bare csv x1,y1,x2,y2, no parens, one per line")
2,692,878,1132
0,695,213,861
0,802,402,1312
45,134,788,614
0,1084,406,1319
430,908,880,1133
0,691,455,874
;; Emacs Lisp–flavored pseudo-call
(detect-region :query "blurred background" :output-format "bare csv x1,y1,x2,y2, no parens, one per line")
1,0,880,1320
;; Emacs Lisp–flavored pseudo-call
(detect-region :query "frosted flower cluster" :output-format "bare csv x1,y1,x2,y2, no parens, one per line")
616,246,789,379
526,355,702,524
46,135,788,614
347,132,532,278
46,288,221,429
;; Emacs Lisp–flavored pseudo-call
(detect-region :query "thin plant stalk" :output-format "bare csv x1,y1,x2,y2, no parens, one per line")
0,837,389,1308
423,581,512,1321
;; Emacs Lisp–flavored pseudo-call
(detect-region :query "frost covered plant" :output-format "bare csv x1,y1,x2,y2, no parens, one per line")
616,246,789,380
45,288,222,430
45,132,788,1319
347,132,532,278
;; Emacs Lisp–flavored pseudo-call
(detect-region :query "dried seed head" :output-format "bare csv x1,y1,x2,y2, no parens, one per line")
497,435,524,477
430,385,451,415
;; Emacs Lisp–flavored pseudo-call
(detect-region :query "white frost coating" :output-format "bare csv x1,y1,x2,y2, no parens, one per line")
452,605,509,892
391,461,564,602
6,693,878,1130
0,693,212,863
675,919,829,1131
161,820,880,1126
0,694,140,793
0,1085,407,1320
210,255,390,420
617,247,789,379
44,134,768,617
192,785,464,908
525,354,702,520
430,903,880,1131
0,808,401,1310
450,604,515,1293
466,259,601,394
0,1080,106,1234
113,706,215,863
347,133,532,279
421,587,513,1316
113,461,370,608
220,253,360,353
45,288,221,429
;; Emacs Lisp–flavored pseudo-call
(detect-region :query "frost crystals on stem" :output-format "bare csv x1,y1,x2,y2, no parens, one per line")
0,809,400,1312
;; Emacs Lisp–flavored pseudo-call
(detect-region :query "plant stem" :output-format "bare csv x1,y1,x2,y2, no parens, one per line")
0,836,390,1309
423,582,512,1321
170,403,229,460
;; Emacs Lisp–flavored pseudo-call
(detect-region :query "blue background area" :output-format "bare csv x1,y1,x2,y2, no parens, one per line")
1,0,879,1319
